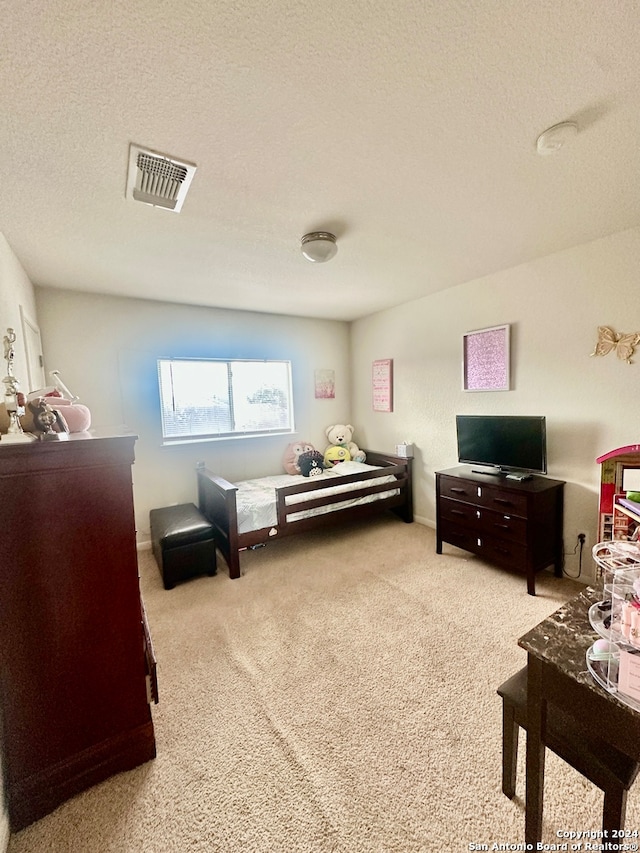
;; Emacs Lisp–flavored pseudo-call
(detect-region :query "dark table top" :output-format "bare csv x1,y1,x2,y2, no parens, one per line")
518,584,640,714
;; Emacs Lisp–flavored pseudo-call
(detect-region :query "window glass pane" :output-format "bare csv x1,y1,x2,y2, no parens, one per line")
230,361,292,432
157,358,293,441
158,360,231,438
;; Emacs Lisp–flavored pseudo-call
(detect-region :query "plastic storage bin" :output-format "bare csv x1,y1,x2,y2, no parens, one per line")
589,541,640,711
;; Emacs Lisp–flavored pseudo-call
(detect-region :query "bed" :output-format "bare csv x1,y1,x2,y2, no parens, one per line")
197,450,413,578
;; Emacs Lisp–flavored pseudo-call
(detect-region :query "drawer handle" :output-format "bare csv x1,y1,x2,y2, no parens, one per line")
450,488,466,494
494,523,511,531
494,546,511,555
494,498,514,506
451,509,466,516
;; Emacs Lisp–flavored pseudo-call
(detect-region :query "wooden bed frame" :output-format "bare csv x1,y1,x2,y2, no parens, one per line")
197,450,413,578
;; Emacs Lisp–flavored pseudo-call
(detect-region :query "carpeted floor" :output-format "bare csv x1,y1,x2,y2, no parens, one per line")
7,517,640,852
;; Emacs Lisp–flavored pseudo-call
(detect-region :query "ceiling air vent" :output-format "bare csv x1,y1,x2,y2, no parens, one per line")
126,144,197,212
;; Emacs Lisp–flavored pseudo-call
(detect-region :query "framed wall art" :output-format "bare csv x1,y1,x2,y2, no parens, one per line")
463,324,510,392
372,359,393,412
314,369,336,399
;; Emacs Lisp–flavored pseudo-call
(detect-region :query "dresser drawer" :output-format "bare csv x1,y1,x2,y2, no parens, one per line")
439,497,527,544
481,537,527,572
482,512,527,544
438,475,528,516
479,486,528,516
438,521,480,554
439,497,481,528
438,475,481,504
439,521,527,571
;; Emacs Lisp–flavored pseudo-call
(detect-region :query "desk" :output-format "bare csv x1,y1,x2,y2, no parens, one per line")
518,586,640,843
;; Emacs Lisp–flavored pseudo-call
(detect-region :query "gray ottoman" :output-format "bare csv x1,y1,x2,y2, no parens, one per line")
150,503,217,589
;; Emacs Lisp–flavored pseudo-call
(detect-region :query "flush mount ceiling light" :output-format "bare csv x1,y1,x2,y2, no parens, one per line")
536,121,578,155
301,232,338,263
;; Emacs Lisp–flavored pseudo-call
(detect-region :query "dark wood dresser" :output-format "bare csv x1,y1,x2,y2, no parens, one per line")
0,433,157,831
435,465,565,595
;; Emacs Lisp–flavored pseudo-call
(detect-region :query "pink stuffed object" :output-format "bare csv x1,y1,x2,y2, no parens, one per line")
282,441,316,475
46,398,91,433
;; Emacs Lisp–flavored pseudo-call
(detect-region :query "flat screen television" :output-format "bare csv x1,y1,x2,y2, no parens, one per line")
456,415,547,478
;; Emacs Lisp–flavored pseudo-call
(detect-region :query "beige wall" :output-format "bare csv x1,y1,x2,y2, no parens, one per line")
0,233,38,851
0,233,38,391
35,288,351,545
351,225,640,584
8,224,640,583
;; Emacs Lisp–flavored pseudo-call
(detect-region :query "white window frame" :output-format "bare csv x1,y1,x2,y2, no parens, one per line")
157,357,295,444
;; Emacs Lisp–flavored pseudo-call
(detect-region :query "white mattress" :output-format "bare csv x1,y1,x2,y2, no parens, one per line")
235,461,399,535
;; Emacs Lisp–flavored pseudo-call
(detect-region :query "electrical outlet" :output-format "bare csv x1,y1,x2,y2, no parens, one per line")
577,532,587,546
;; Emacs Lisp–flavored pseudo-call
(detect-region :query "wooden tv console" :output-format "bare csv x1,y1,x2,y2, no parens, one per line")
435,466,565,595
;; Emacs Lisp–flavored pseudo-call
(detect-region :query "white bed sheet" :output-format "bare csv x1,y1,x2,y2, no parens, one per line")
235,461,399,534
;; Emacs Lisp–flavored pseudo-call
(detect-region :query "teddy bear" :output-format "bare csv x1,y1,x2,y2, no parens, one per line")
323,445,351,467
282,441,316,475
324,424,366,463
298,449,325,477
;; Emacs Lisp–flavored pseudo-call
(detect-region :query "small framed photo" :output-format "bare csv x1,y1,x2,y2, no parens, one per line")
373,359,393,412
463,324,510,392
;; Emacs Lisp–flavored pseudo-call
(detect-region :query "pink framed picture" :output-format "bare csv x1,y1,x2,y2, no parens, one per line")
373,359,393,412
314,369,335,399
463,325,510,391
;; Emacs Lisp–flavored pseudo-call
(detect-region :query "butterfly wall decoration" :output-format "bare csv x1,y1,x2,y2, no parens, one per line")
591,326,640,364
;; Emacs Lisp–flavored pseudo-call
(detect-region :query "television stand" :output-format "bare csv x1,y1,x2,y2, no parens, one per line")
435,465,565,595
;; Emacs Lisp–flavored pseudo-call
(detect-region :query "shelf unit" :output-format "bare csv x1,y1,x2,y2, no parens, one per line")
596,445,640,543
613,497,640,540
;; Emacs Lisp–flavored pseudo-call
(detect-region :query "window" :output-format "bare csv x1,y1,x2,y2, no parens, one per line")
158,358,294,442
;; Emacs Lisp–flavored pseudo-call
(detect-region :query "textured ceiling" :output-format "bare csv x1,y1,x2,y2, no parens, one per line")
3,1,640,321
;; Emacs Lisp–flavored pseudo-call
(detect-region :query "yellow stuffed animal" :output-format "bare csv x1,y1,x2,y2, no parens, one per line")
323,445,350,467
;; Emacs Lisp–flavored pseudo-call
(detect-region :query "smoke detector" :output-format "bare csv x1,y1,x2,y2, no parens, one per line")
126,144,197,212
